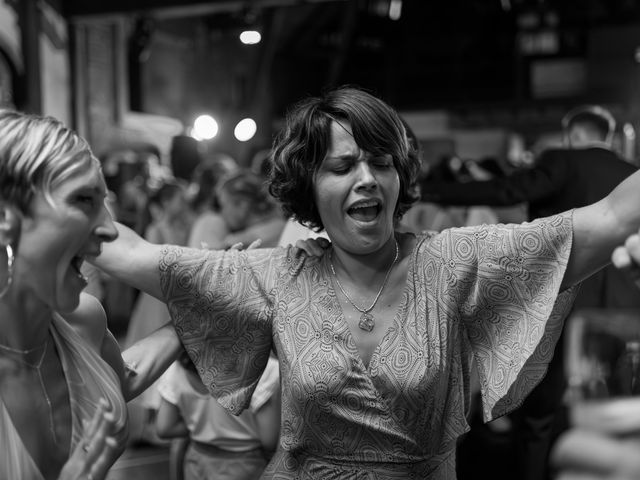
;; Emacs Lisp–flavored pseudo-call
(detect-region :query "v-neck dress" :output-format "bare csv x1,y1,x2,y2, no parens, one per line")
0,314,128,480
160,212,577,479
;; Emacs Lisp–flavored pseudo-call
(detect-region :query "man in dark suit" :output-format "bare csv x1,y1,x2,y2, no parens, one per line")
421,105,640,480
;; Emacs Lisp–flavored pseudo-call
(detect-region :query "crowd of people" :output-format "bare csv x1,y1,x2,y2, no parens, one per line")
2,86,640,480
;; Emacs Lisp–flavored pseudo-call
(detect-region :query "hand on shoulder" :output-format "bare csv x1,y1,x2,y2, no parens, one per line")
295,237,331,257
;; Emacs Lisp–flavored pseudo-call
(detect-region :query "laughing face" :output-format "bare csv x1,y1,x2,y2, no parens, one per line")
16,159,118,313
314,120,399,255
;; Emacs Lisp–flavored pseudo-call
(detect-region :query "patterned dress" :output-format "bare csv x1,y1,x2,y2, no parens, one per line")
0,314,128,479
161,213,577,479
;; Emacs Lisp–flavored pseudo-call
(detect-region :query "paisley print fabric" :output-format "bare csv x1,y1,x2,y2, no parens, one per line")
161,213,577,479
0,314,128,480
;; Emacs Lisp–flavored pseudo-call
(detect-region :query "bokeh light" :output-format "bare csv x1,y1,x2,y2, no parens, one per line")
240,30,261,45
234,118,257,142
192,114,219,140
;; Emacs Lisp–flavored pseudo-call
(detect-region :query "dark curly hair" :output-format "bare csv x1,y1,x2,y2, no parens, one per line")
269,86,421,232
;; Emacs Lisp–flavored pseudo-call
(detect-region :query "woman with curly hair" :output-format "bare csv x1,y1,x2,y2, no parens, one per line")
94,86,640,479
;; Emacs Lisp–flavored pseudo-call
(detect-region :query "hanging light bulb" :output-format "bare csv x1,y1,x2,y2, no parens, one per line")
240,30,261,44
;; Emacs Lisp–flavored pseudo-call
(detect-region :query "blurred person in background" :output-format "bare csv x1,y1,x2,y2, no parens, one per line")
187,155,238,250
99,146,172,334
399,154,501,233
138,180,193,248
421,104,640,480
215,169,286,249
176,164,283,479
124,180,194,445
156,350,280,480
250,148,274,181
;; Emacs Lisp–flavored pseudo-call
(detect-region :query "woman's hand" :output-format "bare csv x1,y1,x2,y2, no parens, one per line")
295,237,330,257
612,230,640,290
57,399,121,480
227,239,262,251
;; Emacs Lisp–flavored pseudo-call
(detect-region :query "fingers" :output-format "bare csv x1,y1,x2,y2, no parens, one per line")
624,232,640,266
295,237,331,257
227,239,262,251
81,399,119,479
85,398,112,437
123,360,138,378
612,233,640,289
246,239,262,250
59,399,120,480
87,436,119,480
612,245,633,269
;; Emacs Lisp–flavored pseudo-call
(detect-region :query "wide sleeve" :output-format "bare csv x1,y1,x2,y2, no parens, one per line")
433,212,578,421
159,245,279,415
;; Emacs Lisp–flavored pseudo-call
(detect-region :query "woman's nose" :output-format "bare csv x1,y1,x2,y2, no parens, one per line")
355,161,377,188
95,206,118,242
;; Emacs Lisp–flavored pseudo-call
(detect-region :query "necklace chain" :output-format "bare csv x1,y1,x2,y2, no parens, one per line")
0,337,57,442
0,338,49,369
330,239,399,332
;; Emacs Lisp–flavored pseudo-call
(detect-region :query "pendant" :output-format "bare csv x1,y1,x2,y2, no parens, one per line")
358,312,375,332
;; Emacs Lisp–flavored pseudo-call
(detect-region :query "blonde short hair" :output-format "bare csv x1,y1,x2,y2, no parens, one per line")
0,109,96,211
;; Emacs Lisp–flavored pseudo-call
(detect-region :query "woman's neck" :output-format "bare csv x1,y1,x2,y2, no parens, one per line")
0,296,53,350
331,235,399,284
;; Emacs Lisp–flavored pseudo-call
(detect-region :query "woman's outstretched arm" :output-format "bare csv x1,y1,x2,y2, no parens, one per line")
92,222,164,300
562,169,640,290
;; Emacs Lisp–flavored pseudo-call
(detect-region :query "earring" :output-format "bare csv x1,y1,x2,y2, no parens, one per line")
0,244,14,298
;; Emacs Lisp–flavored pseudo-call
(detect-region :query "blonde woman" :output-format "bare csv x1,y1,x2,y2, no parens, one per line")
0,110,180,480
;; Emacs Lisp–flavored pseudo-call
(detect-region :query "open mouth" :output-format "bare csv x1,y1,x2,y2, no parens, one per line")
71,256,87,281
347,200,381,222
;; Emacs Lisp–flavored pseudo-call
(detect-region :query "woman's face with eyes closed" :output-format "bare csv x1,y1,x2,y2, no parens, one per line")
313,120,399,255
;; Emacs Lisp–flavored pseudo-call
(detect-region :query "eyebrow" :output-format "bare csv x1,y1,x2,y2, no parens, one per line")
68,184,106,197
325,149,392,162
326,151,359,160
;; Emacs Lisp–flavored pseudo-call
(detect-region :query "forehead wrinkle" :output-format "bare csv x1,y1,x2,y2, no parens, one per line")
327,121,367,162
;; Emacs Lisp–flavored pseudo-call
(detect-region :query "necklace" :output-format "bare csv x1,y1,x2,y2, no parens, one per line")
0,338,49,369
0,337,57,442
330,239,399,332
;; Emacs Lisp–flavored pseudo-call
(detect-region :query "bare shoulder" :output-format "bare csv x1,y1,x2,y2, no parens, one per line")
62,292,107,351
